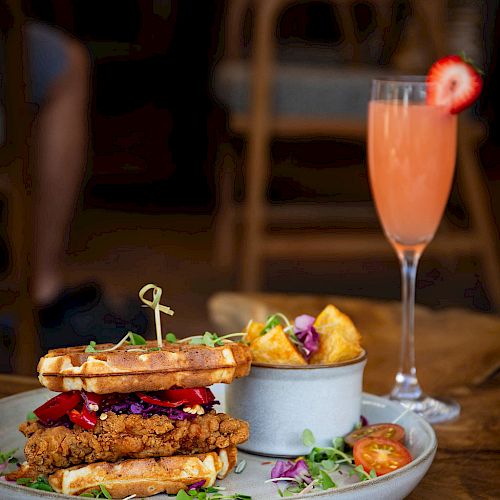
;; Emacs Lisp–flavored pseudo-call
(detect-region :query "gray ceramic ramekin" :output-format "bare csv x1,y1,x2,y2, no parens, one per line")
225,351,367,457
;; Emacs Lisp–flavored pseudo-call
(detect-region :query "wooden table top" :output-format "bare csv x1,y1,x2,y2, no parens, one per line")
209,292,500,499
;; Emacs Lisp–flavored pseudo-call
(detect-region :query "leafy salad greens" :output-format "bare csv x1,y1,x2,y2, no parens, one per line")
270,429,377,497
0,449,18,475
175,486,251,499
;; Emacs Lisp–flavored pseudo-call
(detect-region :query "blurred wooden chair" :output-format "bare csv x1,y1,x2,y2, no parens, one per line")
213,0,500,307
0,0,37,374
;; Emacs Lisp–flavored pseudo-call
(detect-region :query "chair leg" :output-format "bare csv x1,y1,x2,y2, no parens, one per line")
213,144,238,269
240,0,277,291
240,131,269,291
457,123,500,309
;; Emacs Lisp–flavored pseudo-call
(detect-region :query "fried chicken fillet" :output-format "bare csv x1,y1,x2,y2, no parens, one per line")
19,411,249,475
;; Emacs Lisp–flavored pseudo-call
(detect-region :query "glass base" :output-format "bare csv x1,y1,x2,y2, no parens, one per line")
388,394,460,424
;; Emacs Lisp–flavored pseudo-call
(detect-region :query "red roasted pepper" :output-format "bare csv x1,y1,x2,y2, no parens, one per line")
137,388,215,408
33,391,81,424
163,388,215,405
68,406,98,430
136,392,186,407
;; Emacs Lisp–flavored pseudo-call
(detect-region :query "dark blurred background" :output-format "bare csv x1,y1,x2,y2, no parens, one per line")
2,0,500,372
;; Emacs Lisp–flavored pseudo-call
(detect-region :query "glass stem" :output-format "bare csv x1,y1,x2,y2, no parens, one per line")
391,248,423,401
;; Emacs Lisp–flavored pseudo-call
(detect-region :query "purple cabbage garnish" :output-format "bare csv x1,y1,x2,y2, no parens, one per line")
271,459,312,484
293,315,319,360
129,403,144,414
39,392,219,429
360,415,369,427
188,480,206,490
99,393,218,421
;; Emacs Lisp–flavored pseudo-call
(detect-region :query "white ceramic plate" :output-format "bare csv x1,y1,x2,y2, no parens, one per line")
0,389,436,500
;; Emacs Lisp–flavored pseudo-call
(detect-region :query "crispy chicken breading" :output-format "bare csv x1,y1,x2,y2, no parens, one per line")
19,411,249,474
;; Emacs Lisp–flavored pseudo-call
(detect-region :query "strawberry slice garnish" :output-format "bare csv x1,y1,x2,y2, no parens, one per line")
426,54,483,114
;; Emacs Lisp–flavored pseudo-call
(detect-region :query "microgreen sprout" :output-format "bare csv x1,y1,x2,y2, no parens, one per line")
26,411,37,421
16,475,53,492
188,332,224,347
318,470,336,490
165,332,177,343
302,429,315,447
85,340,97,353
260,314,281,335
260,313,293,335
0,449,18,465
84,332,147,353
79,484,113,498
180,331,246,347
270,428,382,496
176,489,252,499
128,332,146,345
348,464,377,481
0,448,18,475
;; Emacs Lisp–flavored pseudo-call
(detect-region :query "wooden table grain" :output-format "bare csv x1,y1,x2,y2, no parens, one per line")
209,292,500,500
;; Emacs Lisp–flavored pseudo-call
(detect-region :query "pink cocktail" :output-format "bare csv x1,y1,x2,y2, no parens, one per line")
369,101,457,249
368,78,460,423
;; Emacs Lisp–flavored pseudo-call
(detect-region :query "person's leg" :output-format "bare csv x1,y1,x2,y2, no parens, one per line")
30,35,90,305
24,23,147,351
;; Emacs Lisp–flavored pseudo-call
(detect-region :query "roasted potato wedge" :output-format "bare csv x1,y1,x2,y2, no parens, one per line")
245,320,265,343
310,305,362,364
250,324,307,365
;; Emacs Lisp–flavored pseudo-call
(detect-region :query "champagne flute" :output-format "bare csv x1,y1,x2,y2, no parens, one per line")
367,77,460,423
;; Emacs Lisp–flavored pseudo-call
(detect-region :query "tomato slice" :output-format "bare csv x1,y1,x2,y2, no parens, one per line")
345,423,405,447
353,437,412,476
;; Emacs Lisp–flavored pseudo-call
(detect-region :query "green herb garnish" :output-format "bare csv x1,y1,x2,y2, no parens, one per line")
26,411,37,421
332,436,345,450
189,331,224,347
79,489,101,498
99,484,112,499
165,332,177,343
16,475,54,492
302,428,316,447
319,469,336,489
273,428,380,496
128,332,146,345
84,331,147,354
177,488,252,499
76,484,113,498
187,331,247,347
348,464,377,481
260,314,281,335
85,340,97,353
0,449,17,464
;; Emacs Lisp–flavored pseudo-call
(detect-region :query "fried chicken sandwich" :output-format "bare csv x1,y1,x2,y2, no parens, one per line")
7,338,252,498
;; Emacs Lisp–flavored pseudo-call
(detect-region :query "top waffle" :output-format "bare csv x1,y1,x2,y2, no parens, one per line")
38,341,252,394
